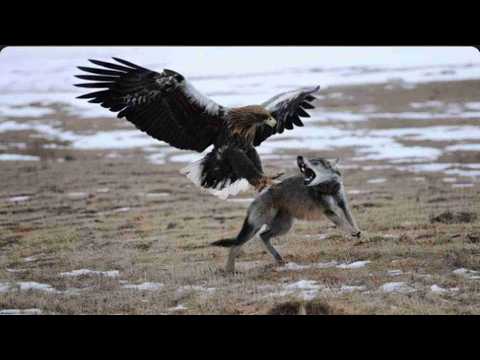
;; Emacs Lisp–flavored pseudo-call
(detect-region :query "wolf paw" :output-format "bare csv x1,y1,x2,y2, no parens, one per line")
217,268,241,276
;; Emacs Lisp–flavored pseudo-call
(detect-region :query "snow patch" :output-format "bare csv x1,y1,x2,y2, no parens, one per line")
340,285,366,293
381,282,415,293
282,280,325,300
227,197,254,204
0,308,43,315
387,270,403,276
145,192,170,199
0,283,10,293
446,144,480,152
336,261,370,269
277,262,312,271
122,282,164,291
66,192,89,200
176,285,216,296
442,177,457,183
452,183,474,188
453,268,480,280
277,260,337,272
96,188,110,193
410,100,444,108
465,102,480,111
168,304,187,312
60,269,120,278
367,178,386,184
8,196,30,202
17,281,58,293
347,189,367,195
430,284,458,294
0,154,40,161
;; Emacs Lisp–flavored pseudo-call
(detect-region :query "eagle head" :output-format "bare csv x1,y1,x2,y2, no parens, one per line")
228,105,277,142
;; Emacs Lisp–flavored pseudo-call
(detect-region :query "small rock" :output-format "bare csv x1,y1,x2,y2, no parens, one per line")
430,211,477,224
467,233,480,243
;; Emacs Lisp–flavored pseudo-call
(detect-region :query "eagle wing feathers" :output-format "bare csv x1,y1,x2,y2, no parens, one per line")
75,58,225,152
253,86,319,146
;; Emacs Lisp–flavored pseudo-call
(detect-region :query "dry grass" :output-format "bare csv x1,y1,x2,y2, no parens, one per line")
1,79,480,314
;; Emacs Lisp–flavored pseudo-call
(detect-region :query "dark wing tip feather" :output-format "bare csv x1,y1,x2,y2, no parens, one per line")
292,117,304,126
297,108,310,118
301,101,315,109
88,58,132,72
77,66,123,76
75,74,118,82
74,82,115,88
76,90,110,99
112,57,145,70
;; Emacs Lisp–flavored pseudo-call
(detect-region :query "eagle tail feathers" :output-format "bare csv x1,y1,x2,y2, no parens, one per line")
180,154,251,200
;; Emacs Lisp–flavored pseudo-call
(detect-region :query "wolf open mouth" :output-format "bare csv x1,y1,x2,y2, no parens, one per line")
297,156,316,185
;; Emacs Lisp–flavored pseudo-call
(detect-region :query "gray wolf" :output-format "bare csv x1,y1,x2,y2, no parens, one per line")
211,155,361,272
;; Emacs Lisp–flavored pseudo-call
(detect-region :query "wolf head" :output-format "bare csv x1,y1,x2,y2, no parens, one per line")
297,155,360,238
297,156,342,187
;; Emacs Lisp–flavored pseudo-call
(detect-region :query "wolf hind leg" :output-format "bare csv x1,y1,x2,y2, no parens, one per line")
215,195,275,273
260,211,293,264
224,218,264,273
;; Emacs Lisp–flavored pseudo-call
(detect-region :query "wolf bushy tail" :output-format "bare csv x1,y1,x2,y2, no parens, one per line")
211,218,258,248
211,238,237,247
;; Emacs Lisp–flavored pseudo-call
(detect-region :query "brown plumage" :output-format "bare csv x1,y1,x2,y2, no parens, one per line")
227,105,271,144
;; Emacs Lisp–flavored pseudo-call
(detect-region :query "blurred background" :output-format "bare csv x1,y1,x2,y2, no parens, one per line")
1,46,479,168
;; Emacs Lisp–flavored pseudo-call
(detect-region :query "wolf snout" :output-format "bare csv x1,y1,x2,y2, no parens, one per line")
297,156,305,168
352,231,361,238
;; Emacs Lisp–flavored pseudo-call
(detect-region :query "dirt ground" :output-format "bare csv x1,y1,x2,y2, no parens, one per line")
1,79,480,315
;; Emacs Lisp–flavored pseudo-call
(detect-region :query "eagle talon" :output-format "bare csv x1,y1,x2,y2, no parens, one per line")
254,176,276,192
271,172,284,180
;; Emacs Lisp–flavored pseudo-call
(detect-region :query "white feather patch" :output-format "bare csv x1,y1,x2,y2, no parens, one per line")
207,179,250,200
180,158,204,187
182,81,221,116
180,160,250,200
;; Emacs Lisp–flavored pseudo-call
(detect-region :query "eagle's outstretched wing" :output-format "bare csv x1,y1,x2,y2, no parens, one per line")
253,86,319,147
75,58,226,152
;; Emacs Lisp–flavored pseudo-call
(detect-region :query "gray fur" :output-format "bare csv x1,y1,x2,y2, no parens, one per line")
212,156,361,273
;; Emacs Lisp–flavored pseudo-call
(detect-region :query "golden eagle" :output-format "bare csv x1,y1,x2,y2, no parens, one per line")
75,58,319,199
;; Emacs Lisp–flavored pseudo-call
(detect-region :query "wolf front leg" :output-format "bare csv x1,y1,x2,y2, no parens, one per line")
334,186,361,237
322,195,360,238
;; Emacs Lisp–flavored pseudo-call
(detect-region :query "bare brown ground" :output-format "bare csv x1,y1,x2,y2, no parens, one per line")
1,79,480,314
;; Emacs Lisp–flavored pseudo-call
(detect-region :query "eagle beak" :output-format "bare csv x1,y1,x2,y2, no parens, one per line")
265,116,277,128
